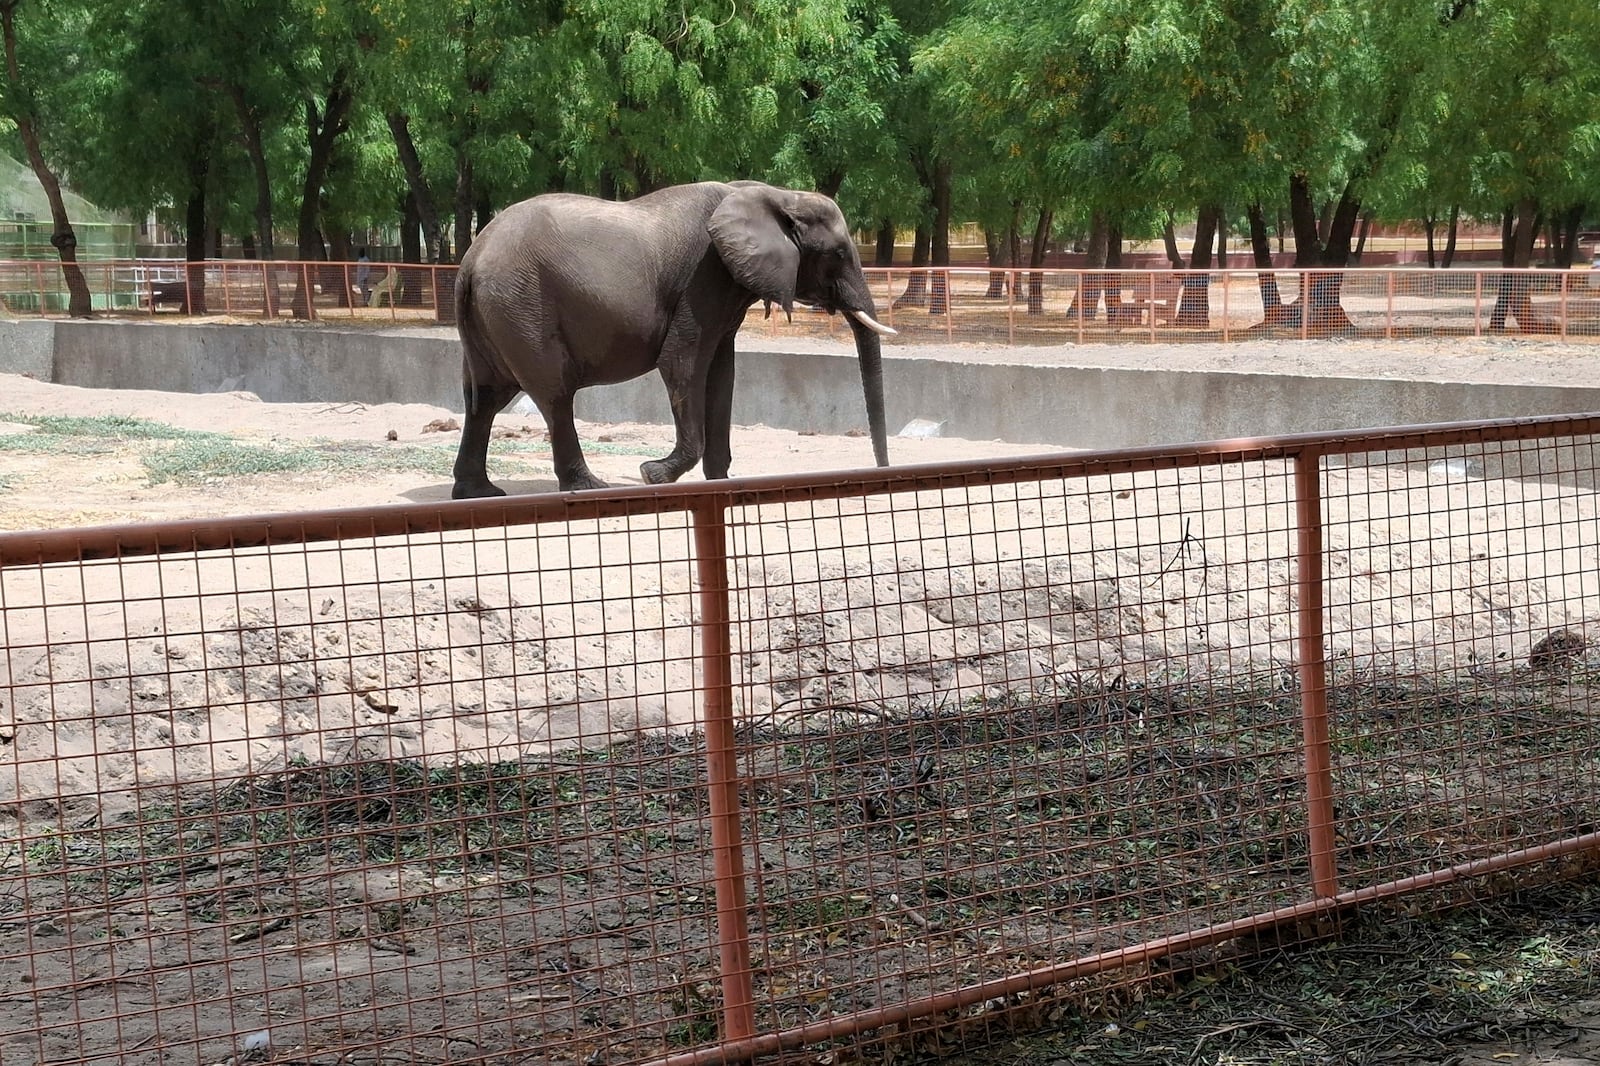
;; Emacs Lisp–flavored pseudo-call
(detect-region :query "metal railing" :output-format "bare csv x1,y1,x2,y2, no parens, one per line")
1,258,1596,342
1,415,1599,1064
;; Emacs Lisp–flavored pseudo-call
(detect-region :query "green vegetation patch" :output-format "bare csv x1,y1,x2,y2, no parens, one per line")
140,438,496,485
0,413,224,441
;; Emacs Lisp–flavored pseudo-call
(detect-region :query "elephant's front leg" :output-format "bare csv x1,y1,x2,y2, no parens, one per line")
640,340,710,485
700,335,737,480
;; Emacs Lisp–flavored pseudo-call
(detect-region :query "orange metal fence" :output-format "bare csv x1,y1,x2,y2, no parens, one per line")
1,258,1597,342
2,415,1600,1065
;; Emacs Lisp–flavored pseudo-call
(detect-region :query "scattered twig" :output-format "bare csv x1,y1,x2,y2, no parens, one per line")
229,915,293,945
1148,515,1206,587
889,893,934,931
1191,1016,1297,1061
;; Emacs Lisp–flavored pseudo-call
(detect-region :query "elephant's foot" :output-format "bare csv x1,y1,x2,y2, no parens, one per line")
639,459,685,485
558,471,609,492
452,478,507,500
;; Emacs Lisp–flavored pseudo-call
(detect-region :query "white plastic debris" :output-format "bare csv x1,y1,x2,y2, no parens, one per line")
1428,457,1482,480
897,418,946,439
240,1030,271,1054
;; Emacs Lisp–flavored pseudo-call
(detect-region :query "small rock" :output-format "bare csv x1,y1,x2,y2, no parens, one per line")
385,429,398,441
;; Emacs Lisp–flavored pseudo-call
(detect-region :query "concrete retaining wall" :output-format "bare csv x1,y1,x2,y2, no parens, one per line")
4,320,1600,452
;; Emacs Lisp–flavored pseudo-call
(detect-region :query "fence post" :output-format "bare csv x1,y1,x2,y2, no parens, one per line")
1473,271,1482,337
1561,270,1569,341
691,499,757,1041
1148,271,1158,343
1385,270,1394,340
1076,270,1085,345
944,269,953,340
1293,447,1339,899
1299,271,1310,342
1007,268,1015,345
1222,269,1230,344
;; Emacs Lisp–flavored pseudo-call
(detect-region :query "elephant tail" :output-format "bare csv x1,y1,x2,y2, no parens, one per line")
454,261,493,401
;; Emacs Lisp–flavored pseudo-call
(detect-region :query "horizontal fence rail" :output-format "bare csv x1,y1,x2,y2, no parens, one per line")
1,258,1598,343
1,414,1599,1064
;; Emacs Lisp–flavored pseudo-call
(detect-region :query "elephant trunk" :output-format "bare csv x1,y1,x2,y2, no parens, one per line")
848,316,890,467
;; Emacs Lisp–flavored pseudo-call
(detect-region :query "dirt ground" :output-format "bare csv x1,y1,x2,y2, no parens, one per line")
0,341,1598,1066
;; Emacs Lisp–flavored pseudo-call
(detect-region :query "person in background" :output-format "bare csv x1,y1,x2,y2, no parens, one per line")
356,247,373,305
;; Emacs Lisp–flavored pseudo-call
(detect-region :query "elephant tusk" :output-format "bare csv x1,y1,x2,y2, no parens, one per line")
850,310,897,336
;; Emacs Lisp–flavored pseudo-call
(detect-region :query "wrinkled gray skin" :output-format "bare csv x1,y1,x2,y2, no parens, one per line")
450,180,892,497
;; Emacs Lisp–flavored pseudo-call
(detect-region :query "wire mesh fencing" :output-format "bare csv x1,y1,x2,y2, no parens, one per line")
738,267,1600,346
2,414,1599,1065
1,259,1598,342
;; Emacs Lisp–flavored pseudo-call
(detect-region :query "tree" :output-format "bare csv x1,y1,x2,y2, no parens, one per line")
0,0,92,316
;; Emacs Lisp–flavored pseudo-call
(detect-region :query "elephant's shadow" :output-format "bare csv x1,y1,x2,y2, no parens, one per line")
401,477,566,503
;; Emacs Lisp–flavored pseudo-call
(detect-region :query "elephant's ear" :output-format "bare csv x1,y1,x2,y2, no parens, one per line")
708,186,800,320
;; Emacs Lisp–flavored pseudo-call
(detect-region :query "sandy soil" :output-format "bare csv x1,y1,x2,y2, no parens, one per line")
2,361,1596,804
0,344,1597,1065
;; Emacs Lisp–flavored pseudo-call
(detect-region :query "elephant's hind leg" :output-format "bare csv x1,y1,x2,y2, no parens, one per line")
538,394,608,492
452,377,521,499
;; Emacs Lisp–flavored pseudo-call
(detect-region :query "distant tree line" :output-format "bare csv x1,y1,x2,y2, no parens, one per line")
0,0,1595,320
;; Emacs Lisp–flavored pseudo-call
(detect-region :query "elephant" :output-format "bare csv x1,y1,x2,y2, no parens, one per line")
449,180,896,497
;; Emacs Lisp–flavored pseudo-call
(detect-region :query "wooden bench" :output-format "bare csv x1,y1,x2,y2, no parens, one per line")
119,263,189,312
1115,271,1185,325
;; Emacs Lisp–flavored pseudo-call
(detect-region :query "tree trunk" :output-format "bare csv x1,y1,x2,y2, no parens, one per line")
386,112,446,263
1424,213,1437,269
1316,198,1335,245
227,83,274,260
873,220,895,267
1556,204,1584,269
816,169,845,199
0,0,91,316
1442,205,1460,268
984,226,1005,298
1491,197,1540,332
399,193,425,307
1007,203,1023,299
928,158,952,315
894,224,930,307
1289,174,1323,268
1247,201,1286,323
1215,213,1228,268
183,179,207,316
452,151,474,264
294,73,355,318
475,192,493,234
1176,204,1219,326
1027,206,1052,314
1103,219,1125,314
1161,212,1183,268
1352,212,1373,263
227,81,278,314
1069,210,1110,324
1288,174,1357,334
